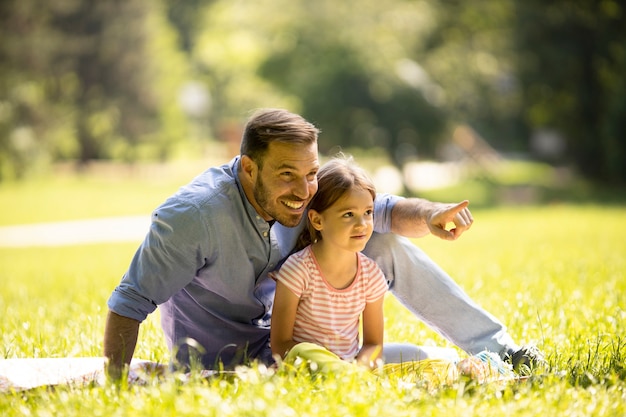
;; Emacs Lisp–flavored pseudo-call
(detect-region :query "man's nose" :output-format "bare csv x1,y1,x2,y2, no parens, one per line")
292,177,310,199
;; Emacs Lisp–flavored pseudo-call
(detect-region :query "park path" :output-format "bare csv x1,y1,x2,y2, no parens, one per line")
0,216,150,248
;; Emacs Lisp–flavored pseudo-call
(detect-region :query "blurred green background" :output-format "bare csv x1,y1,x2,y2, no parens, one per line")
1,0,625,199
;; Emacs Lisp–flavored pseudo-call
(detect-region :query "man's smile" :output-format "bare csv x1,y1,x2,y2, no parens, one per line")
282,200,305,210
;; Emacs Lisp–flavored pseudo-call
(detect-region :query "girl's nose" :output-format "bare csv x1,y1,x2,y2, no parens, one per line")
355,216,367,228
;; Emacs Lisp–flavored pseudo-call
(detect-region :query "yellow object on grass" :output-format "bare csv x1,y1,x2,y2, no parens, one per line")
283,342,457,384
283,342,514,387
284,342,355,373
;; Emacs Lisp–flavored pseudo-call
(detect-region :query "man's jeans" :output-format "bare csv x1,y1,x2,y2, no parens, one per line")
363,233,518,357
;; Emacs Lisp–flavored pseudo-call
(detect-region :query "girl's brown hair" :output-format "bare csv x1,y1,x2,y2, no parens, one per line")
296,155,376,250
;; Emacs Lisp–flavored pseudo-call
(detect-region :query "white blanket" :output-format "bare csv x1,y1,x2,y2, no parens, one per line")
0,357,164,392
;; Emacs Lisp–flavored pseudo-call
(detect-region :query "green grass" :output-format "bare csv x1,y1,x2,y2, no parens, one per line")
0,159,226,225
412,159,626,208
1,164,625,416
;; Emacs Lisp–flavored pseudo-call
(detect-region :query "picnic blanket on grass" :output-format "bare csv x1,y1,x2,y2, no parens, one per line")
0,353,518,393
0,357,170,392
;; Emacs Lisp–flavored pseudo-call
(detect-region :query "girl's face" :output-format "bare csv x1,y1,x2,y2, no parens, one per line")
309,187,374,253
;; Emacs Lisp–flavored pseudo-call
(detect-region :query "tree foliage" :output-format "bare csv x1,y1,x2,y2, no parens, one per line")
257,0,448,165
513,0,626,183
0,0,624,184
0,0,187,179
421,0,524,150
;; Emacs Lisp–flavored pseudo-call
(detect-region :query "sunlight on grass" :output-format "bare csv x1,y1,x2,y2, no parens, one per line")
0,243,169,362
1,202,625,415
0,159,227,226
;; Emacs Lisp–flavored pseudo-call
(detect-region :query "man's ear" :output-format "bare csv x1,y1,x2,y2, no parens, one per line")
308,209,323,231
240,155,257,180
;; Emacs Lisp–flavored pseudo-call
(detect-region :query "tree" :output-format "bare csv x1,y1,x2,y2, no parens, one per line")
165,0,217,53
282,1,447,161
514,0,626,184
0,1,61,179
420,0,525,152
0,0,189,180
51,1,186,163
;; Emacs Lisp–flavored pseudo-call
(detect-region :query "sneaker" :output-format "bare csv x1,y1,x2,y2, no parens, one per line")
457,351,515,383
473,350,513,375
504,345,546,374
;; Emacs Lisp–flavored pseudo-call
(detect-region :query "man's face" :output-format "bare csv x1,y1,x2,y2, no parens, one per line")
252,141,319,227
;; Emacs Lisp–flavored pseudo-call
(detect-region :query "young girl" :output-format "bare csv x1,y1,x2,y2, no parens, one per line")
270,156,387,370
270,156,514,381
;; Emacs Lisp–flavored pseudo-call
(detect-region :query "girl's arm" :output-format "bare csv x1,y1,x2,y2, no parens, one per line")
356,296,385,369
270,281,300,359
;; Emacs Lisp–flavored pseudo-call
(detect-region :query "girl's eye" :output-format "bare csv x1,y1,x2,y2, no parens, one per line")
365,209,373,216
343,212,354,218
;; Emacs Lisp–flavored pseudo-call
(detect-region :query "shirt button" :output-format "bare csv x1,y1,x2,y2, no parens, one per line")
263,232,268,237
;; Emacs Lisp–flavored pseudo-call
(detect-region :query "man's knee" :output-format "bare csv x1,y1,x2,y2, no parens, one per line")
364,233,422,286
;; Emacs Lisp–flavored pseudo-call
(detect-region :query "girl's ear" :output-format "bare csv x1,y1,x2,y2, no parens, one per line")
308,209,323,231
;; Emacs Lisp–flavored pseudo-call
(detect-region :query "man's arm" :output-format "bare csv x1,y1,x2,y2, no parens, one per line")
103,309,140,380
390,198,473,240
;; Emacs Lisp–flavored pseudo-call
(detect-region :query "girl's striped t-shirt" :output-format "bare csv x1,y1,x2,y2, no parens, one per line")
272,245,388,360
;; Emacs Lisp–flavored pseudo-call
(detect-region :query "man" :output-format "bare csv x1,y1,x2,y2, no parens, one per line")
104,108,543,379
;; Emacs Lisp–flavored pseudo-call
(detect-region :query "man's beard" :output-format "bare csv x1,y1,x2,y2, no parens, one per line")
253,175,305,228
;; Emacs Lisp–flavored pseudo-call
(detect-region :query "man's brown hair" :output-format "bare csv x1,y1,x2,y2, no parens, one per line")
240,108,320,168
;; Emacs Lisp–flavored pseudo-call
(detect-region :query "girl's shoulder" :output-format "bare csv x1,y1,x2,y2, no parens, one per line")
287,245,315,264
279,245,317,276
357,252,383,271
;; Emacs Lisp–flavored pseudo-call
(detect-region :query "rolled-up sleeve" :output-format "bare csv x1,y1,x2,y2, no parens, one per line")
373,193,403,234
107,199,210,322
